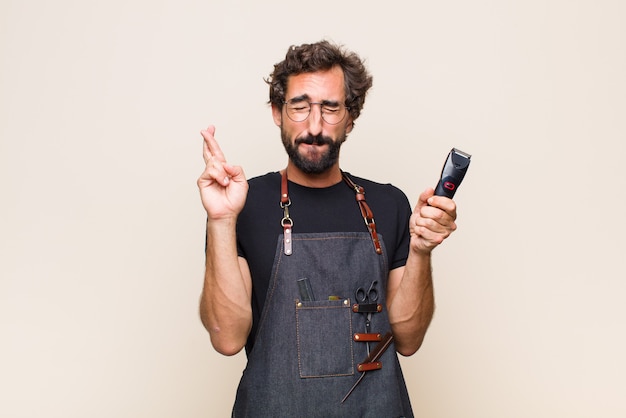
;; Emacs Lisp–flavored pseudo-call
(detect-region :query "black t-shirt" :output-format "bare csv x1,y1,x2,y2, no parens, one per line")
236,171,412,354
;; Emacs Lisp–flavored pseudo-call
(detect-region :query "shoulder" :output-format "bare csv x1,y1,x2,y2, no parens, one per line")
244,172,281,201
343,173,412,227
247,171,281,189
239,172,281,217
237,172,283,248
343,172,409,205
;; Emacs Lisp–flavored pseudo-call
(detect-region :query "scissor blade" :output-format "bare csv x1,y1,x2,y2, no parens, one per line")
341,372,365,404
340,333,394,403
363,331,393,363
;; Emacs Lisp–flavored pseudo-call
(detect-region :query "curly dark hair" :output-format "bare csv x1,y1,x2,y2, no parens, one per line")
266,40,373,121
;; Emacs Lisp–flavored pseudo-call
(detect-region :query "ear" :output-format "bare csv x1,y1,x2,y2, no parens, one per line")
271,104,282,126
345,117,354,134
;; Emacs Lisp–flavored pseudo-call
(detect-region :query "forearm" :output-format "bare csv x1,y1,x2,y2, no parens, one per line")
387,251,435,356
200,218,252,356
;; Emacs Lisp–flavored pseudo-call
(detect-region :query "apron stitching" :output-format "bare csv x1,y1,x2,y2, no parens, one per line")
252,244,285,347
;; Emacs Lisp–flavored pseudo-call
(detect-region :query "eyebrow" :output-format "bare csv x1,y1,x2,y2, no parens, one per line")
287,94,310,103
287,94,341,106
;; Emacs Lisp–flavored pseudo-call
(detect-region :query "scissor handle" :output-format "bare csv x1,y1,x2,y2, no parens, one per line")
367,280,379,302
355,287,368,303
356,280,379,303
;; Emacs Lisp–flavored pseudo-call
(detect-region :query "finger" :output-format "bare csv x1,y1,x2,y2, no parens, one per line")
205,158,231,187
413,196,457,230
415,212,456,234
202,135,212,164
427,195,457,220
223,162,246,182
200,125,227,163
412,214,456,248
197,159,221,192
200,126,215,163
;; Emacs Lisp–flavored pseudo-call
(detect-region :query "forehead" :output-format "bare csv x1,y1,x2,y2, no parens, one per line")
285,66,346,101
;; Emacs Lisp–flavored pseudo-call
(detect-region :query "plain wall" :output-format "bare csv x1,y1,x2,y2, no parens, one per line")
1,0,625,417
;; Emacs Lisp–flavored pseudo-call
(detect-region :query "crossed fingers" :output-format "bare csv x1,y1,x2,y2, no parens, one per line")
201,126,230,185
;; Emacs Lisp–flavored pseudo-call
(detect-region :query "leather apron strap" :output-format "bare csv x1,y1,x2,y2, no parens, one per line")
280,169,383,255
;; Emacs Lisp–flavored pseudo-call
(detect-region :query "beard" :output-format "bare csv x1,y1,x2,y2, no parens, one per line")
281,129,347,174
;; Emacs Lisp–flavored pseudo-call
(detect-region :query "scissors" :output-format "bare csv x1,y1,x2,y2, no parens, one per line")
355,280,379,355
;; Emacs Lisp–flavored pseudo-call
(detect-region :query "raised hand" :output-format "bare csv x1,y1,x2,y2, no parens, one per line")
197,125,249,221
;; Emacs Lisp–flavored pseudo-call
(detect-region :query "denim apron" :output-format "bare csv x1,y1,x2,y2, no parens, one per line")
232,177,413,418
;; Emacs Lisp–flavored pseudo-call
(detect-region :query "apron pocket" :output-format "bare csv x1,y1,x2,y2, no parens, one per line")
295,299,354,378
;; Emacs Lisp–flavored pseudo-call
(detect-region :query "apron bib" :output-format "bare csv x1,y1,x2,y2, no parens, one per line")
232,231,414,417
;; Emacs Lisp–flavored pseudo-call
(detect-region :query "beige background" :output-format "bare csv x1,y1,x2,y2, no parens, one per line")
1,0,625,417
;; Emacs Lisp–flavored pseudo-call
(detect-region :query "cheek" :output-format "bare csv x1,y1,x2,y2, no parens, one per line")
334,125,351,141
271,105,283,126
280,123,303,143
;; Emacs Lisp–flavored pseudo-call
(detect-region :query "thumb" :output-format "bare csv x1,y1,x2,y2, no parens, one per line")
415,188,435,211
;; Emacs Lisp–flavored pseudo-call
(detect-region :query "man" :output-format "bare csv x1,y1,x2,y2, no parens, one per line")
197,40,457,417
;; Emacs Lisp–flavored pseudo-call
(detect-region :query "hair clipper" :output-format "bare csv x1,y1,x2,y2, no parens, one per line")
434,148,471,199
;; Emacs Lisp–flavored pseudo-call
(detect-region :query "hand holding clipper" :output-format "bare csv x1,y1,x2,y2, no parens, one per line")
434,148,471,199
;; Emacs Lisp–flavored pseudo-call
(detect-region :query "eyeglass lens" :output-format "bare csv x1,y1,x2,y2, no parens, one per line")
284,101,347,125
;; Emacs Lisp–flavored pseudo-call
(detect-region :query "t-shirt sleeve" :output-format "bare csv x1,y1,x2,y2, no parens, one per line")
389,188,412,271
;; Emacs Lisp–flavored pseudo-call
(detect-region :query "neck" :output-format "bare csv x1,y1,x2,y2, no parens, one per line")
284,161,342,188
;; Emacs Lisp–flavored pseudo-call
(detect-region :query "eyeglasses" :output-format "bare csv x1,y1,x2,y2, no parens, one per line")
283,99,350,125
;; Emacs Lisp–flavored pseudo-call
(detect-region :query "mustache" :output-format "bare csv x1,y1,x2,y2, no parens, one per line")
295,134,333,146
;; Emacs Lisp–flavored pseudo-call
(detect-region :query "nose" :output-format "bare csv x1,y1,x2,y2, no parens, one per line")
306,103,323,136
